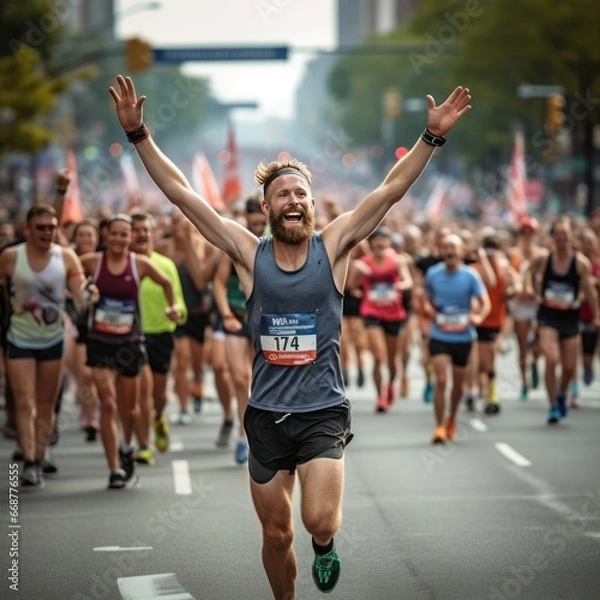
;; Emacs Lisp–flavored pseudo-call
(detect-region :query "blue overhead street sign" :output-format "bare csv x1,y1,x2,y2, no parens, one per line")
153,46,289,62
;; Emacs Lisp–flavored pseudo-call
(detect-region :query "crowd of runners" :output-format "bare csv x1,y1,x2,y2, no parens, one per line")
1,72,597,600
2,170,599,490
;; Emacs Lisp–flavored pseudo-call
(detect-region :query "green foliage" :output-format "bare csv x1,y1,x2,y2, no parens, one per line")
0,0,69,155
0,46,68,154
0,0,66,66
328,0,600,166
72,61,214,153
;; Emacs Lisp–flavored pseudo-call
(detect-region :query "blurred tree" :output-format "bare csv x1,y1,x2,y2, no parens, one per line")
327,35,455,177
409,0,600,211
0,0,70,155
328,0,600,200
70,64,215,153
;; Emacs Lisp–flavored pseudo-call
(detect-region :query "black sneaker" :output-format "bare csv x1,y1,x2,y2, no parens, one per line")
215,420,234,448
21,461,39,486
85,425,98,442
41,459,58,475
108,467,138,489
357,367,365,388
108,470,127,489
193,396,203,414
484,402,501,415
312,545,341,593
464,395,474,412
119,447,137,484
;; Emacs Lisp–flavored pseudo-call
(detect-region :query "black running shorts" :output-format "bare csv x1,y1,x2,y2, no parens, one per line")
145,332,175,374
86,339,147,377
537,317,579,340
476,326,500,343
244,400,353,484
429,338,472,368
174,313,210,344
6,340,64,362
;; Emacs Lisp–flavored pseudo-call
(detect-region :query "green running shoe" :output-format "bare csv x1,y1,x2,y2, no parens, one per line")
311,546,341,593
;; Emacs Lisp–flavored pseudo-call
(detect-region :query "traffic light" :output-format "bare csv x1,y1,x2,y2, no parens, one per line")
125,37,153,72
383,87,402,120
545,94,565,132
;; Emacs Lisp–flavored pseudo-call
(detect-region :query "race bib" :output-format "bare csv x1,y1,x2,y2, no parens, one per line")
544,284,576,310
94,297,135,335
367,282,397,304
260,313,316,366
436,311,469,332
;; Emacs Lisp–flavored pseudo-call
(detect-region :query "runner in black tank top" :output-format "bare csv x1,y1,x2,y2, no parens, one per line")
527,217,600,424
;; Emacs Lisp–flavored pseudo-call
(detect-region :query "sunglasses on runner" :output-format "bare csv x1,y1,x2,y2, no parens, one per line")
34,224,58,232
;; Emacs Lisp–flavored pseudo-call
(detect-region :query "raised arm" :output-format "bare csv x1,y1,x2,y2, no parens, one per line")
52,168,70,225
324,86,472,257
108,75,257,266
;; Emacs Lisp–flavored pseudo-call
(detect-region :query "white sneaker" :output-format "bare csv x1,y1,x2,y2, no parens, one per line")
177,411,192,425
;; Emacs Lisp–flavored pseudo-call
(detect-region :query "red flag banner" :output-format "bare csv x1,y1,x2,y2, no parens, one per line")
506,130,527,220
62,149,84,224
192,152,225,211
221,121,243,208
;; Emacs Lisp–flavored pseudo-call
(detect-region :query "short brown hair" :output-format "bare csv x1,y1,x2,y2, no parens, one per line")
254,158,312,188
26,203,57,223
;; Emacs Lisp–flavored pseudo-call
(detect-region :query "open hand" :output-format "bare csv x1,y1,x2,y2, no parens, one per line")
426,86,471,137
108,75,146,132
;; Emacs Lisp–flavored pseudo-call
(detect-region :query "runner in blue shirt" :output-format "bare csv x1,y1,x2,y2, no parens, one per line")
423,234,490,444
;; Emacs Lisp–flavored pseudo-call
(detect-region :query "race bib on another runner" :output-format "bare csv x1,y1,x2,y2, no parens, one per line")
93,297,135,335
367,282,397,304
436,310,469,332
543,283,576,310
260,313,316,366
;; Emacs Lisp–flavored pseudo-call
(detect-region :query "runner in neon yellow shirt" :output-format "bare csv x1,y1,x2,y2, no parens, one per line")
130,212,187,463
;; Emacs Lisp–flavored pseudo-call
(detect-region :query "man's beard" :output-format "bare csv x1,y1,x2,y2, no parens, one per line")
269,209,315,244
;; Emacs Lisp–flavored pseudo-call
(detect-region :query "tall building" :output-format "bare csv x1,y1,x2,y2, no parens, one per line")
338,0,422,47
62,0,115,38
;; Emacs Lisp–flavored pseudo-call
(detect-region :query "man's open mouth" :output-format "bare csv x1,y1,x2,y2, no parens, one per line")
284,211,302,223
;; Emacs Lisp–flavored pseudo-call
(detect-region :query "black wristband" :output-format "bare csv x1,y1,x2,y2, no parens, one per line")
55,187,67,195
126,124,149,144
421,127,446,147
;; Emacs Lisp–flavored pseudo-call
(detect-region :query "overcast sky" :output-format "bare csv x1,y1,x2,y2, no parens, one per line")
116,0,337,120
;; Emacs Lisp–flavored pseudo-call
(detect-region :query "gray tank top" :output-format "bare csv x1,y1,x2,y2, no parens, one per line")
246,233,347,412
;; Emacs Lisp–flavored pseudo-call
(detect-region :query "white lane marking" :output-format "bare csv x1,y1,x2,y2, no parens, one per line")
172,460,192,495
495,442,532,467
507,467,600,545
170,440,184,452
469,418,488,432
93,546,152,552
118,573,195,599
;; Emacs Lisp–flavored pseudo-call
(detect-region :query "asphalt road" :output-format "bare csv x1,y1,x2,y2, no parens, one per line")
2,342,600,600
